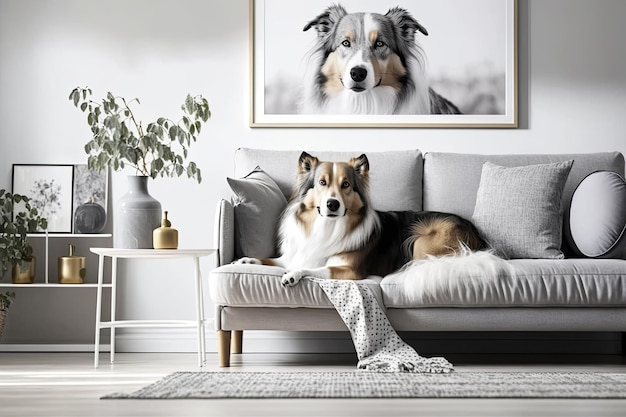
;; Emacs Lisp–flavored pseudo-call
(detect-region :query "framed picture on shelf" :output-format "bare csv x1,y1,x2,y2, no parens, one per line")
250,0,517,128
72,165,108,234
12,164,74,233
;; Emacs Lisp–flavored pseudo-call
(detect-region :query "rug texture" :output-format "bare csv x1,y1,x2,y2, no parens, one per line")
102,371,626,399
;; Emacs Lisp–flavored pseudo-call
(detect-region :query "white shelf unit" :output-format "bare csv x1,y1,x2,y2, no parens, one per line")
0,232,112,287
0,283,112,288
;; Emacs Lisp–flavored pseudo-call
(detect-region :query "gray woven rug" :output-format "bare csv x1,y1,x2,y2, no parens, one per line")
102,371,626,399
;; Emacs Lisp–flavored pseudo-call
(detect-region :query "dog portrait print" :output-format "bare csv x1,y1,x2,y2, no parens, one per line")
254,0,516,125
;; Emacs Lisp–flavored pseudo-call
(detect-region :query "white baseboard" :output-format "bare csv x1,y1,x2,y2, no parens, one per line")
114,329,356,353
0,344,110,352
0,330,355,353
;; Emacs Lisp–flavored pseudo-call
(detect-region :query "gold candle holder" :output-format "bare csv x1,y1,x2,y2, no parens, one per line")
58,245,85,284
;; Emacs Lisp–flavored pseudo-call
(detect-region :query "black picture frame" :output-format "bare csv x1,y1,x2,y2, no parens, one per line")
12,164,74,233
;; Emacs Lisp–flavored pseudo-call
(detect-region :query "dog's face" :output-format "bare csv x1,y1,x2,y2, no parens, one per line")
294,152,370,220
304,5,428,97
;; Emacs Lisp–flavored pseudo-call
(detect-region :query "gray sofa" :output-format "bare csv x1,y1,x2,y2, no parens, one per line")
209,148,626,367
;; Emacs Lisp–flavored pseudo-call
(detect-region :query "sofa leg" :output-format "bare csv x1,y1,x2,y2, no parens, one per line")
217,330,231,367
622,332,626,356
232,330,243,354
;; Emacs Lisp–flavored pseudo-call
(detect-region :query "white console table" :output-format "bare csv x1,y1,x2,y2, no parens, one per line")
90,248,215,368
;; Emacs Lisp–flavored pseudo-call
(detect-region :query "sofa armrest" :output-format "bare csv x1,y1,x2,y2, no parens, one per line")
214,199,235,266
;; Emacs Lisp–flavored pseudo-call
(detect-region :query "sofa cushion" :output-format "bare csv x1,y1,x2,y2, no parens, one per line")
234,148,423,211
227,166,287,259
209,264,384,308
380,258,626,308
471,160,573,259
567,171,626,259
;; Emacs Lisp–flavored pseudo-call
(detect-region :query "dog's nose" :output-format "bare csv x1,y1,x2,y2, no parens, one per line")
350,66,367,83
326,199,340,212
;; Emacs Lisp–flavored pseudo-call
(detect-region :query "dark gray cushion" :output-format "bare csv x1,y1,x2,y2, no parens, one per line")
227,166,287,259
567,171,626,259
471,160,573,259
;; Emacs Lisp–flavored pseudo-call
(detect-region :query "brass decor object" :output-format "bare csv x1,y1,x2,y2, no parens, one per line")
58,245,85,284
153,211,178,249
12,257,36,284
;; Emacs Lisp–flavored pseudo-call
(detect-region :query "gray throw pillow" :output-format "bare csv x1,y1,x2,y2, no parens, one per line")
227,166,287,259
471,160,574,259
567,171,626,259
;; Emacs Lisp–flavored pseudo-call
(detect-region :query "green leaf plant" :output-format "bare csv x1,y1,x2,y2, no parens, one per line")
69,88,211,183
0,190,48,280
0,291,15,310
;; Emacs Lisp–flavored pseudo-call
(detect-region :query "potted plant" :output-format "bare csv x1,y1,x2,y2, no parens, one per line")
68,87,211,248
0,291,15,340
0,190,48,283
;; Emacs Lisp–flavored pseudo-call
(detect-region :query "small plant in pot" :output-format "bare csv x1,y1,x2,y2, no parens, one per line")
68,87,211,248
0,190,48,283
0,291,16,340
0,291,15,309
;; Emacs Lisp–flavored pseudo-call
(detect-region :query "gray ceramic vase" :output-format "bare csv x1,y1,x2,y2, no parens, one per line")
114,176,161,249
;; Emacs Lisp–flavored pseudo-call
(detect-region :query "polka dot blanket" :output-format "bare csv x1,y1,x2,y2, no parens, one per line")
308,277,454,373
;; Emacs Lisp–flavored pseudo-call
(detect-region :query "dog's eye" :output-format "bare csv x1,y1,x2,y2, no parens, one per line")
341,181,350,189
375,40,385,48
319,179,327,186
341,40,351,48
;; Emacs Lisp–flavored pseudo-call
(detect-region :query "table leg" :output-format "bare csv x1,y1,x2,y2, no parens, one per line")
110,256,118,364
193,256,205,367
94,254,104,368
198,258,207,365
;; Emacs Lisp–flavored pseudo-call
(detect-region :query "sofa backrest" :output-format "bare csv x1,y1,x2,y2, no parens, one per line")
223,149,625,263
234,148,424,211
422,152,625,219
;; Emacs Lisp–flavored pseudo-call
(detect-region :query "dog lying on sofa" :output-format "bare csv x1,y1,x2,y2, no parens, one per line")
236,152,489,287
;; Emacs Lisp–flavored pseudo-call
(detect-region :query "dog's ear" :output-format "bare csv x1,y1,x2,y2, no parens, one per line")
385,7,428,40
303,4,347,38
298,151,319,174
350,154,370,177
294,152,320,200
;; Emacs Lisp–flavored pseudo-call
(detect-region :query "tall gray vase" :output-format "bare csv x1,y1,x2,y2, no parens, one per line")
114,176,162,249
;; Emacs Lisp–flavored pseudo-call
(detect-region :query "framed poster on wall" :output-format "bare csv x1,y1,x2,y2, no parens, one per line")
12,164,74,233
250,0,517,128
72,164,108,234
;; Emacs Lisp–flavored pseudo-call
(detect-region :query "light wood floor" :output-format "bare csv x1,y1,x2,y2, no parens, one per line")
0,352,625,417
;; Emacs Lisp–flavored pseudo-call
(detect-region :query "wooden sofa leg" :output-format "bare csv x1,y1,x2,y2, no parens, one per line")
232,330,243,354
217,330,231,367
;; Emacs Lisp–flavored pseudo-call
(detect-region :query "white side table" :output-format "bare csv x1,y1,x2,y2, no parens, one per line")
90,248,215,368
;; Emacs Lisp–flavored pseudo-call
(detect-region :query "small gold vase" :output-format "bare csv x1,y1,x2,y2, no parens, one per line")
12,257,36,284
153,210,178,249
58,245,85,284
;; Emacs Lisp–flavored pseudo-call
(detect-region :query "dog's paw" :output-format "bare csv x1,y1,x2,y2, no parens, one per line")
281,270,305,287
233,257,262,265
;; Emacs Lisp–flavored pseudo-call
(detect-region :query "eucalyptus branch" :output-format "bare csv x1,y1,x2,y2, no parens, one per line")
69,87,211,183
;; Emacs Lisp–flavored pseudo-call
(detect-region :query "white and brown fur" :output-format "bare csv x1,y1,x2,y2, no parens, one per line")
238,152,487,287
300,4,461,115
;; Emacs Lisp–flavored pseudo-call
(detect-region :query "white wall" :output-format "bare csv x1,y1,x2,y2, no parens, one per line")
1,0,626,351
